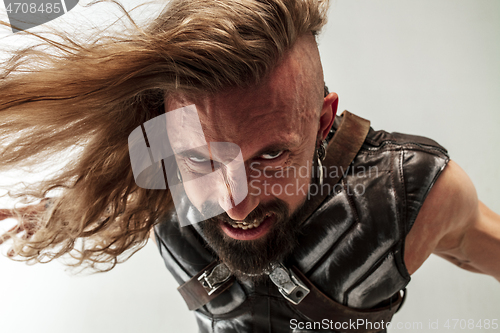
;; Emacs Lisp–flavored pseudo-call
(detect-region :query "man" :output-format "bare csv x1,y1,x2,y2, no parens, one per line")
0,0,499,332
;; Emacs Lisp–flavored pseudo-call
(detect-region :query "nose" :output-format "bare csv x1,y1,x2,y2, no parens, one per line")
217,165,260,221
209,141,264,221
212,146,258,220
223,191,259,221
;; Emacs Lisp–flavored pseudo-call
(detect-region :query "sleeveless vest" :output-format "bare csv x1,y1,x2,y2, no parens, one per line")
154,111,449,332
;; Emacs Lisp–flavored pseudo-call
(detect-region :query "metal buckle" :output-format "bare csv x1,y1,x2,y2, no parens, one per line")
268,264,310,305
198,263,232,296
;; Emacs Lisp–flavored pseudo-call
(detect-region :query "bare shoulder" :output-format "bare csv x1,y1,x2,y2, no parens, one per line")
404,159,478,275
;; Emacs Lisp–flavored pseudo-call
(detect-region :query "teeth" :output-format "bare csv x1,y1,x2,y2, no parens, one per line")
224,214,271,230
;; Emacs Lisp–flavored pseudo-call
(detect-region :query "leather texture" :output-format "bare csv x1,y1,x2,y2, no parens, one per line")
154,112,450,332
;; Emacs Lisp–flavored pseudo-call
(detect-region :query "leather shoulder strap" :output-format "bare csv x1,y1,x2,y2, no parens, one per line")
298,110,371,224
325,111,371,185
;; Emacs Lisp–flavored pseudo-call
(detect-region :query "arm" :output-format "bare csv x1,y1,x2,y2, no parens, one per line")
404,160,500,281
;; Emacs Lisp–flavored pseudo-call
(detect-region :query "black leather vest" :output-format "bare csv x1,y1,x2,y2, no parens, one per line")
154,113,449,332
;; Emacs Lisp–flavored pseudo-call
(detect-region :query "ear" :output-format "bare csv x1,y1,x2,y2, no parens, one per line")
318,92,338,141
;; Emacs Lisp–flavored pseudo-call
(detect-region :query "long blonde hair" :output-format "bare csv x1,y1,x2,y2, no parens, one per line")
0,0,329,271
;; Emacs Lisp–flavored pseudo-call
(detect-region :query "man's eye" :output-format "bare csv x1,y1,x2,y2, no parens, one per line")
188,156,209,163
260,151,284,160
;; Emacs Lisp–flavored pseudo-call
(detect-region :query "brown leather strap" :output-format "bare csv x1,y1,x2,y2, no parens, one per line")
177,261,235,311
298,110,371,225
325,111,371,185
291,266,405,333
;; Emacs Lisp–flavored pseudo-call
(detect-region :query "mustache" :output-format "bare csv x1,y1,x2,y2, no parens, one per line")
203,199,289,225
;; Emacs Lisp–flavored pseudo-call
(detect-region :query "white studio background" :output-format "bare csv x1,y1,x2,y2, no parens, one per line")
0,1,499,332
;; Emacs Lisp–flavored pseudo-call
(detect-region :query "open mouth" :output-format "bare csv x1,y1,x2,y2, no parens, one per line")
219,213,274,241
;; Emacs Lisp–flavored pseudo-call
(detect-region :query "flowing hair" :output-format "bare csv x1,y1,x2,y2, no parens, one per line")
0,0,329,271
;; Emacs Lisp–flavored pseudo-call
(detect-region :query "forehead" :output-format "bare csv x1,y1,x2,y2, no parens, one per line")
166,35,322,156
